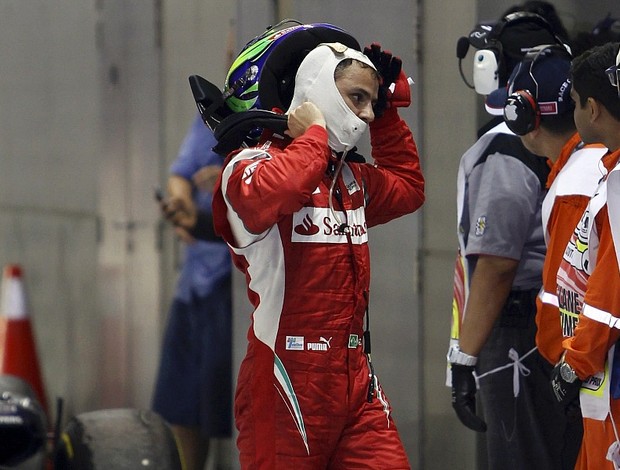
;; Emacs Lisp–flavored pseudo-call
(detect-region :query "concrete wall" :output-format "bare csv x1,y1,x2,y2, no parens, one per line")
0,0,102,421
420,1,479,467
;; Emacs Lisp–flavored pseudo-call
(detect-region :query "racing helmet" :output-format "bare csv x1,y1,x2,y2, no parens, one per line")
189,19,360,155
223,19,361,114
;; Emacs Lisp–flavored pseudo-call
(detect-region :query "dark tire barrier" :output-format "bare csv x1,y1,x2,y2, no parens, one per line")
54,408,183,469
0,374,47,467
0,374,37,397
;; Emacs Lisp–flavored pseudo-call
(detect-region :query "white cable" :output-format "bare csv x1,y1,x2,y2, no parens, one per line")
328,150,349,233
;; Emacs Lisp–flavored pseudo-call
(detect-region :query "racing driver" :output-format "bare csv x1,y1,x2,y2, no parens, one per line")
212,41,425,468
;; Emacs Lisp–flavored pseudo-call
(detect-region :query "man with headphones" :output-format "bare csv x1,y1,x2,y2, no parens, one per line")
549,41,620,469
488,44,608,468
448,11,577,469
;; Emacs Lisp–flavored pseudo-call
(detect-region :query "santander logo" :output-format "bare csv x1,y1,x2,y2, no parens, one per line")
294,214,320,236
291,207,368,245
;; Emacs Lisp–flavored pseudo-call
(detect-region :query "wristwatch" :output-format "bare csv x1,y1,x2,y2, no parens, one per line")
559,359,578,383
447,344,478,366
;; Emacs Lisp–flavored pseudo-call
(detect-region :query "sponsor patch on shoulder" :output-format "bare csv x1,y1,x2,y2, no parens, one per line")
475,216,487,236
286,336,304,351
242,161,261,184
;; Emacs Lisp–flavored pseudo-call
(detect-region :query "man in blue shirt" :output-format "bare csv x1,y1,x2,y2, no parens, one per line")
153,115,232,470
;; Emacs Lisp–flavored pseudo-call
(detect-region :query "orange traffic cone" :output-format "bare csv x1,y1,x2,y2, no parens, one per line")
0,264,48,414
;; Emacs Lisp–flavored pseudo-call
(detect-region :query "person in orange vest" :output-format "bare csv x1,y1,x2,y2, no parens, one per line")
550,41,620,469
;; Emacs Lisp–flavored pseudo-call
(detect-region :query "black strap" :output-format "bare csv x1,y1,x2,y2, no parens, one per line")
188,75,232,130
213,110,288,156
188,210,224,242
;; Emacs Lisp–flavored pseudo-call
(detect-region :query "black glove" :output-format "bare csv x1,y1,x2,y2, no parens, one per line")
550,362,582,410
451,364,487,432
363,43,403,117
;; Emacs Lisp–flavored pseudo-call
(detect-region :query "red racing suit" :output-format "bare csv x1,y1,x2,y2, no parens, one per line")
212,107,424,469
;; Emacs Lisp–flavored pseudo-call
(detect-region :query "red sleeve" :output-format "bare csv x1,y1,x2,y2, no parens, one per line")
224,125,330,234
564,208,620,378
536,299,564,365
362,108,425,227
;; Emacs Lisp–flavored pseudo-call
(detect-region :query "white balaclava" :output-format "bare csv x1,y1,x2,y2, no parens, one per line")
287,42,377,153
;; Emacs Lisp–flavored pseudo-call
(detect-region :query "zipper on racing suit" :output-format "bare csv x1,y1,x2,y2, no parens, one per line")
332,173,375,403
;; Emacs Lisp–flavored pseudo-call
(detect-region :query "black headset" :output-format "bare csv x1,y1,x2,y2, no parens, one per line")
503,44,572,136
457,12,561,91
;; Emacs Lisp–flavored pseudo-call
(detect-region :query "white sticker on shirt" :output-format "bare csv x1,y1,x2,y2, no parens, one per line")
286,336,304,351
341,164,361,195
